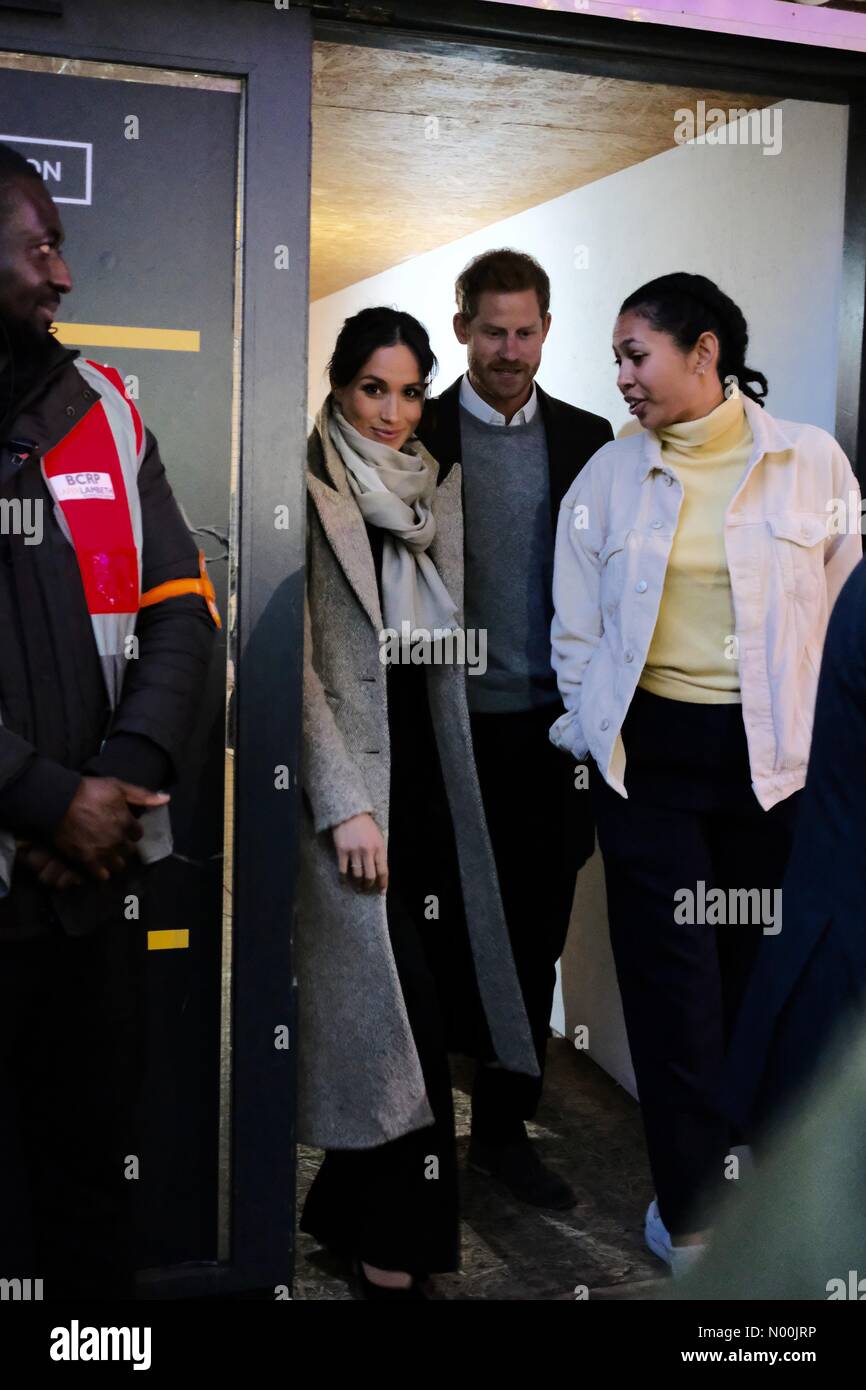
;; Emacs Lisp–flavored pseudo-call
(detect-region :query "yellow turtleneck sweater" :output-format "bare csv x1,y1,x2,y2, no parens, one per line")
639,392,753,704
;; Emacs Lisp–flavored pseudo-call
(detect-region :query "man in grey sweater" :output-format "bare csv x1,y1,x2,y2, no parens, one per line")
418,249,612,1208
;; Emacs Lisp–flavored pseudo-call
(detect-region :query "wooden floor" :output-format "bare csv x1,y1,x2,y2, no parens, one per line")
294,1039,669,1301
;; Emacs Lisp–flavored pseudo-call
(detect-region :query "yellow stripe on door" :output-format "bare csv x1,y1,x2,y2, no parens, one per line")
148,929,190,951
53,323,200,352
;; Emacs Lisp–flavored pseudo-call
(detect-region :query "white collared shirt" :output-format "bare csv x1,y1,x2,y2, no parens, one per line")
459,372,539,427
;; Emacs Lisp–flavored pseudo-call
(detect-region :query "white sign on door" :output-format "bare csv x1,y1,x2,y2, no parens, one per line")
0,133,92,204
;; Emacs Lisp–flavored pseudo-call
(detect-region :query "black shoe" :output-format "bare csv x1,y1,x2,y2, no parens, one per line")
355,1260,429,1301
467,1138,577,1210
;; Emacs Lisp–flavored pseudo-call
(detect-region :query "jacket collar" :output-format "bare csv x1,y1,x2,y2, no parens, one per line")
436,371,553,433
313,396,353,497
3,338,93,460
536,383,583,520
421,375,463,477
0,332,78,391
637,393,797,483
459,371,539,426
424,373,569,527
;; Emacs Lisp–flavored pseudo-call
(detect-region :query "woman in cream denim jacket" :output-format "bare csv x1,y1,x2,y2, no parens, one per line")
551,379,860,809
549,273,860,1277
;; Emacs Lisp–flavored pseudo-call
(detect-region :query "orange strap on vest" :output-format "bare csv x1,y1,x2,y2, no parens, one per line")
139,549,222,629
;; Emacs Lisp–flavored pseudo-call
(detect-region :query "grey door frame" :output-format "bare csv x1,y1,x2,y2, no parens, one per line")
0,0,311,1297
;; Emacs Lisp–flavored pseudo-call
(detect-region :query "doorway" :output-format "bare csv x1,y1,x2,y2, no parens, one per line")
298,10,862,1299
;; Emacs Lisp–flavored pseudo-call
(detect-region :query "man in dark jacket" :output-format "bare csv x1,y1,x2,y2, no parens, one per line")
0,144,216,1297
418,249,613,1208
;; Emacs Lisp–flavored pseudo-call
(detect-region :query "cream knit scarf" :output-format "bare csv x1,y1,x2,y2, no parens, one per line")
325,399,459,637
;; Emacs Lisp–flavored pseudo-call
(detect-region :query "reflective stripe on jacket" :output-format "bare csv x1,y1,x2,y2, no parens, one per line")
1,358,161,889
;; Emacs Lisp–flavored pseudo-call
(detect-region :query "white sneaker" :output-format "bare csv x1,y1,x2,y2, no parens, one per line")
644,1197,673,1266
645,1198,707,1278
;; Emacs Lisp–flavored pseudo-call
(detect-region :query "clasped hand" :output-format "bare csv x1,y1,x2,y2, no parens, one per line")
20,776,169,891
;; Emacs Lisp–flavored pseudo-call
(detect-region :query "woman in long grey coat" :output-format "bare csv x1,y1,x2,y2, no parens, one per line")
297,307,537,1299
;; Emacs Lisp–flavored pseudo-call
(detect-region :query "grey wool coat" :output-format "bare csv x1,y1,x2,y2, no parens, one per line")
297,406,539,1150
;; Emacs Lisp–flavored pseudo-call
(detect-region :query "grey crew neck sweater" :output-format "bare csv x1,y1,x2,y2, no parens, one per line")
458,404,559,714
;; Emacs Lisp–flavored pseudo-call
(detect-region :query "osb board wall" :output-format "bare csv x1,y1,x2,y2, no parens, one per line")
311,42,776,301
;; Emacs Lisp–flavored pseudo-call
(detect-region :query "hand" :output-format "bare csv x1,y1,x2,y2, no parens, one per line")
53,777,169,882
332,813,388,894
20,843,83,891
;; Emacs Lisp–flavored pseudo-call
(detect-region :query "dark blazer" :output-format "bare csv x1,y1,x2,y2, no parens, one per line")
719,556,866,1134
417,375,614,532
418,375,612,878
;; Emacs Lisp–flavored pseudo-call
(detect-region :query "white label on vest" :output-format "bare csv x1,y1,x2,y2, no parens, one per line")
52,472,116,501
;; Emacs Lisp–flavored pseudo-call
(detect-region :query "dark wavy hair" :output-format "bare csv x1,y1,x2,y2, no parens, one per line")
328,306,437,393
619,272,768,406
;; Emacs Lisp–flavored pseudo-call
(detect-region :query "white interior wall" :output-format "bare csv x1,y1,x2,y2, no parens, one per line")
308,98,849,1095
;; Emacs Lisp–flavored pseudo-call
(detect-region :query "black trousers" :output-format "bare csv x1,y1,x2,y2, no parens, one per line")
0,913,145,1299
593,688,800,1236
469,704,592,1144
299,876,460,1273
299,662,460,1274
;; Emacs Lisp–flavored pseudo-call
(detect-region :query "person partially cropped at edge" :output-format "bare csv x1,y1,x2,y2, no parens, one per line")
549,272,860,1275
0,143,218,1299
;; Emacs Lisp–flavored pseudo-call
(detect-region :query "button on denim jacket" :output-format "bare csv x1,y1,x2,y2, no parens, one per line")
549,396,862,809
